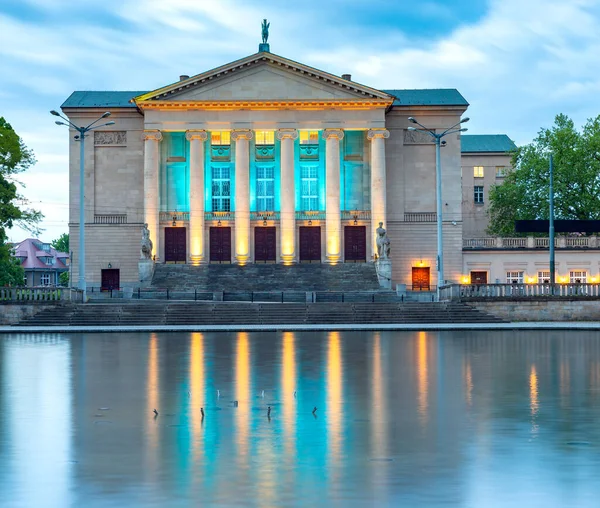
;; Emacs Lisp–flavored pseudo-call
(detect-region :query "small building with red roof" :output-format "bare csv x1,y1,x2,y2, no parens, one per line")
11,238,69,286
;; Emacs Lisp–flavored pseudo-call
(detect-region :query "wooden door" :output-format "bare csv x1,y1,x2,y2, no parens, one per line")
101,268,120,291
412,267,430,291
471,271,488,284
209,227,232,263
164,227,187,263
299,226,321,262
344,226,366,262
255,227,276,262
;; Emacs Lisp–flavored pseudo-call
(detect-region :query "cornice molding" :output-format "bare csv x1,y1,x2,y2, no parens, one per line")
135,99,392,111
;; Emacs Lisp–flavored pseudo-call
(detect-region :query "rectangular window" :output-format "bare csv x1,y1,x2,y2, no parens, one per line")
344,131,364,160
40,273,51,286
299,130,319,145
255,130,274,145
506,271,524,284
537,271,551,283
300,165,319,210
211,131,231,146
473,166,484,178
256,166,275,211
474,186,484,204
570,271,587,283
496,166,507,178
211,166,231,212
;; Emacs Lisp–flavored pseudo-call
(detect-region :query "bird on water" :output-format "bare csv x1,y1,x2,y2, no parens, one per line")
312,407,318,415
200,407,205,418
153,409,159,416
267,406,271,417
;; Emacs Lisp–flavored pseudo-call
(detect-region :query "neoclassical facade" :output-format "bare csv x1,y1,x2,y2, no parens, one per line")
62,47,470,289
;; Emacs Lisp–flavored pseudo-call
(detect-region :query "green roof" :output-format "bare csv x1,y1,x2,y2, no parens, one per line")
61,91,146,108
382,89,468,106
461,134,516,153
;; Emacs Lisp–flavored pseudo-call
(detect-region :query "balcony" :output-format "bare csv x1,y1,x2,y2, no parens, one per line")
159,212,189,222
463,236,599,250
341,211,371,221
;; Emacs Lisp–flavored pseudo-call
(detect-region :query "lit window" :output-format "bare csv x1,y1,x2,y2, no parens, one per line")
474,186,484,204
300,165,319,210
255,130,274,145
40,273,51,286
256,166,275,211
473,166,484,178
496,166,507,178
299,131,319,145
211,166,231,212
570,271,587,284
211,131,231,146
506,271,524,284
537,271,551,283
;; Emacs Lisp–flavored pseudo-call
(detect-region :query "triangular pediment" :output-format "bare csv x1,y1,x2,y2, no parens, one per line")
134,52,392,105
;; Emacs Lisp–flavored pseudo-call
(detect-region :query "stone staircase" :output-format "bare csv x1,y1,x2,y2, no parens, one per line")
16,301,506,326
151,263,381,291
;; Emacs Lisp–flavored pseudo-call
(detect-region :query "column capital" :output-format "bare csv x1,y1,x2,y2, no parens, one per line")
367,129,390,140
323,129,344,141
142,130,163,142
185,129,208,141
276,128,298,141
231,129,254,141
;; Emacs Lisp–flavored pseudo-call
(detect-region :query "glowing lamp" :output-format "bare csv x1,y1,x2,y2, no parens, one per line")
461,276,470,284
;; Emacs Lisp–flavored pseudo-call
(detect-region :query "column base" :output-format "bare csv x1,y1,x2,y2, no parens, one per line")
280,254,296,265
235,254,250,266
189,255,206,266
325,254,341,265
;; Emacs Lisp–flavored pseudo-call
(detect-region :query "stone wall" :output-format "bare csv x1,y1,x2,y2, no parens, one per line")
470,300,600,321
0,304,58,325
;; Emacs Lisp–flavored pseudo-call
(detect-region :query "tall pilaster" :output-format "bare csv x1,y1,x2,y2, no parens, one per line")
186,130,208,265
323,129,344,264
277,128,298,264
143,130,163,261
232,129,253,264
368,129,390,259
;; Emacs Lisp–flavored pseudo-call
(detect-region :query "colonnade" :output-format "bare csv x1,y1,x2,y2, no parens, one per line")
142,128,389,264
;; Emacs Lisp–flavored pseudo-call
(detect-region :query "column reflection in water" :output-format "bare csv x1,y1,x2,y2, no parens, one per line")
464,359,473,408
1,336,72,507
235,332,251,466
145,333,160,480
189,332,205,463
416,331,429,427
326,331,343,477
529,364,539,436
281,331,297,459
370,332,389,497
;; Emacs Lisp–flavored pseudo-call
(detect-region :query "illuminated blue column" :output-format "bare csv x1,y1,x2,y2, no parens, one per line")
323,129,344,264
277,128,298,264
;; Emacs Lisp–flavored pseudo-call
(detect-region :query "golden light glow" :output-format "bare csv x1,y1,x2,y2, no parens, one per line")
299,130,320,144
417,331,429,427
236,332,250,461
464,359,473,407
327,331,342,467
282,332,296,455
529,364,539,436
559,275,570,283
255,130,275,145
526,276,537,284
589,275,599,283
136,99,393,111
327,234,340,264
371,333,386,460
190,332,204,460
145,333,160,479
190,235,203,265
461,275,470,284
211,131,230,145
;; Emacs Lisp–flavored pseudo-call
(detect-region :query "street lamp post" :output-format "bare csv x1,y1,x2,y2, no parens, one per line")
407,116,469,298
51,110,115,302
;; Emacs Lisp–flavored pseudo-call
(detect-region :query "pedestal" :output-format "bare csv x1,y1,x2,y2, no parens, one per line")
375,259,392,289
139,259,155,287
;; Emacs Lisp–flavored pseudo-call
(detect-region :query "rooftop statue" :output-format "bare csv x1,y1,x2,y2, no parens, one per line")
261,19,270,44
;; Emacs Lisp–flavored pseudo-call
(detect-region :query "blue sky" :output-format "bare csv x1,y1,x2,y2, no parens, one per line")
1,0,599,242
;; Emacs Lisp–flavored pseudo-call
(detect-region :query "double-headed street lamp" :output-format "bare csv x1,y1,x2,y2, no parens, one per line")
51,109,115,301
407,116,469,297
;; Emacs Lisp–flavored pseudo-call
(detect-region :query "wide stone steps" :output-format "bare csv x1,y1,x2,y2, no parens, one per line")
17,302,506,326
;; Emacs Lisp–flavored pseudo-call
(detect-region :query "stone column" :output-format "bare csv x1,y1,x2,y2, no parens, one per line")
186,130,208,265
368,129,390,260
232,129,253,264
323,129,344,264
143,130,163,261
277,128,298,264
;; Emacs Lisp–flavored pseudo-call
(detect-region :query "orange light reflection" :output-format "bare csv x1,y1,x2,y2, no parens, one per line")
417,332,429,426
236,332,250,461
190,332,204,462
327,331,342,469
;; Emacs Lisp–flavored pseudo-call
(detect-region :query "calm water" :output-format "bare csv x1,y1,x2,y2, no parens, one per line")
1,331,600,507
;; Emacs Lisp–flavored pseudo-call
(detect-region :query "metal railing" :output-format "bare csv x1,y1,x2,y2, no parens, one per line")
440,283,600,301
295,211,326,221
159,211,189,222
250,211,280,221
341,211,371,220
404,212,436,222
94,214,127,224
204,211,234,221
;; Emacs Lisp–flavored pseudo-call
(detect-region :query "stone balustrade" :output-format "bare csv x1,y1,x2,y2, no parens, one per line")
440,283,600,301
463,236,599,249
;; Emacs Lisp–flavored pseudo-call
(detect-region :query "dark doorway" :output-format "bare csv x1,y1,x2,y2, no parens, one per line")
101,268,120,291
209,227,232,263
471,271,488,284
344,226,366,262
412,267,431,291
255,227,276,262
299,226,321,262
164,227,187,263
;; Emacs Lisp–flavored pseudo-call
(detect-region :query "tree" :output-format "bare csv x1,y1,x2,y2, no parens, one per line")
0,116,42,285
487,114,600,236
52,232,69,254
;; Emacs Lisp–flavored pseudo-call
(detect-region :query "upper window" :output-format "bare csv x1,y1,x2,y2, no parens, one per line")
570,271,587,284
211,131,231,146
256,166,275,211
255,130,275,145
299,131,319,145
300,165,319,211
538,271,551,283
506,271,524,284
473,166,484,178
211,166,231,212
496,166,507,178
474,186,484,204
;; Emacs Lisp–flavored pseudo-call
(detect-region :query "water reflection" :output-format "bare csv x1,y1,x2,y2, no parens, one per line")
2,330,600,507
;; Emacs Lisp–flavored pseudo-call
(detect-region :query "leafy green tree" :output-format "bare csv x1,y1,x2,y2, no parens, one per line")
487,114,600,236
52,232,69,254
0,116,42,285
59,271,69,287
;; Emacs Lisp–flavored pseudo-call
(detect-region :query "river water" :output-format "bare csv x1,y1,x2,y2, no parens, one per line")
1,330,600,507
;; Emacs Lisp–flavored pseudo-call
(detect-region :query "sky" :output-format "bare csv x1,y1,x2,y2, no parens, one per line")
1,0,599,242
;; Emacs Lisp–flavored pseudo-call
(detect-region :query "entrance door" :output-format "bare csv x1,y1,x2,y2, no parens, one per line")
101,268,120,291
471,271,488,284
299,226,321,262
209,227,232,263
255,227,276,262
164,227,187,263
412,267,431,291
344,226,366,262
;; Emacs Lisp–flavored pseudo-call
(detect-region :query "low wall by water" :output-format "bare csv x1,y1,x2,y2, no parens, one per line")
0,304,59,325
470,300,600,321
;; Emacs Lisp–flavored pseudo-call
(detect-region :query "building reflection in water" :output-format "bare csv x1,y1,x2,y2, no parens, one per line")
416,331,429,427
327,331,343,475
464,359,473,408
189,332,205,462
529,364,539,436
281,331,296,458
235,332,251,465
145,333,160,478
